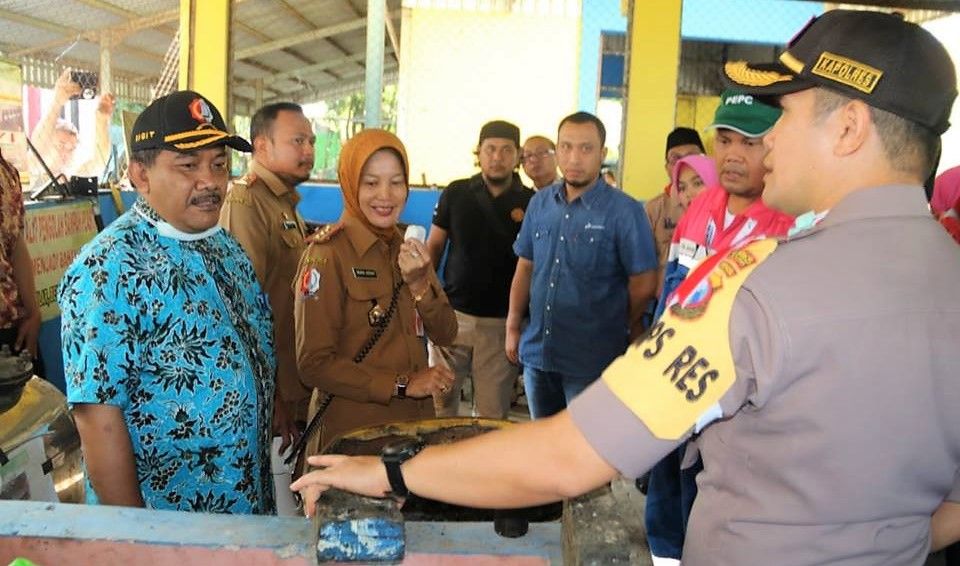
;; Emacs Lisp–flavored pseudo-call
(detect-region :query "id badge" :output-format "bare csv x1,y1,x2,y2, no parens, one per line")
414,309,424,337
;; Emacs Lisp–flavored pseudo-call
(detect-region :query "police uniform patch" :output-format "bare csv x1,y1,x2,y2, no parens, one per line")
602,238,778,440
301,256,327,269
225,180,252,206
811,51,883,94
308,221,345,244
281,213,299,231
299,267,321,297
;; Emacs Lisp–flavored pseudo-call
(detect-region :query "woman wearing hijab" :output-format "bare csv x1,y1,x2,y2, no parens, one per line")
932,165,960,217
293,129,457,456
647,154,720,300
671,154,719,211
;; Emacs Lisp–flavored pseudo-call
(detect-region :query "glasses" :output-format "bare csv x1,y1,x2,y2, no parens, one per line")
521,149,555,163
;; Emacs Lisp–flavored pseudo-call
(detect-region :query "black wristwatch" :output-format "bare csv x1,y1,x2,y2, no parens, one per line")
395,373,409,399
381,437,424,497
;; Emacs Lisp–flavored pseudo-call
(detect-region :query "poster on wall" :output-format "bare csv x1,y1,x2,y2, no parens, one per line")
0,58,28,185
24,201,99,322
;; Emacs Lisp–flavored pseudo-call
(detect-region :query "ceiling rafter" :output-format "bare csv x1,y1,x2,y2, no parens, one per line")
234,21,338,81
72,0,135,19
2,20,163,65
240,48,396,89
9,8,179,59
262,66,399,107
0,8,75,35
235,14,394,60
275,0,358,69
2,0,399,108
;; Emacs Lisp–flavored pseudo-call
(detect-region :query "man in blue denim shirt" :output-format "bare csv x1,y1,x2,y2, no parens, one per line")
506,112,657,418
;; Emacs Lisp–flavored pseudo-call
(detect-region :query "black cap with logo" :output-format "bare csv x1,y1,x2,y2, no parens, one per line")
722,10,957,135
130,90,253,153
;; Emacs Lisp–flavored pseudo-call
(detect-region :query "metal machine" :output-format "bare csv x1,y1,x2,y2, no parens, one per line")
0,347,84,503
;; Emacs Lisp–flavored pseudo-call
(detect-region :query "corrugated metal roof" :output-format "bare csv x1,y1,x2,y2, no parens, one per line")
2,0,951,111
0,0,401,110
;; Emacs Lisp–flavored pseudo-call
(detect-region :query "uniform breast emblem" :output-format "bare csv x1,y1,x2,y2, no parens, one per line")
299,267,321,297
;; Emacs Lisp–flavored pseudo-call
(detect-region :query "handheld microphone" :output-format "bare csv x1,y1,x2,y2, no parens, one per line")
404,224,427,243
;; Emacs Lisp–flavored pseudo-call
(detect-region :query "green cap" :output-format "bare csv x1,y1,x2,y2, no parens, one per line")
706,89,782,137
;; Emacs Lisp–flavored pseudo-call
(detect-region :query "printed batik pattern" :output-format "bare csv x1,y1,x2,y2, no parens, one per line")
0,153,26,327
59,198,276,514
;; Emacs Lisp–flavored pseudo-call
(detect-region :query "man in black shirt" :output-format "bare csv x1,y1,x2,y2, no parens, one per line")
426,120,535,419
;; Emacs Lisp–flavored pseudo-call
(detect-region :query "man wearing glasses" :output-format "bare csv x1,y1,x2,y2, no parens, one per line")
520,135,560,190
426,120,535,420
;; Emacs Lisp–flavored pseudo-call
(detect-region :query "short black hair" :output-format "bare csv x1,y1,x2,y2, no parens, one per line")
813,88,940,179
250,102,304,142
558,111,606,146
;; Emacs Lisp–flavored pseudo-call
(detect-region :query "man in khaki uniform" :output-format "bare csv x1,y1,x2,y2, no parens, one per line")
644,127,704,296
292,11,960,565
220,102,315,446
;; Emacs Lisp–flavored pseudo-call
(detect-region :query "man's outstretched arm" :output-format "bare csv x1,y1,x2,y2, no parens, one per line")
291,410,617,517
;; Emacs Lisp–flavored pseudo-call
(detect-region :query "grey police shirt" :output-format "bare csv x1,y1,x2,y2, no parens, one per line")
570,185,960,565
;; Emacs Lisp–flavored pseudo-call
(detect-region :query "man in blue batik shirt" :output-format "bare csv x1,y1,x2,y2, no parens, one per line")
506,111,657,419
59,91,276,514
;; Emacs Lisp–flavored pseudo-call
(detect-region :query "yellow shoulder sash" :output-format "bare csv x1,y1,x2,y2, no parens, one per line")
603,238,778,439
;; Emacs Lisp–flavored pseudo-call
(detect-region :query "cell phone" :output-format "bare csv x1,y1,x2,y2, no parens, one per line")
70,71,98,100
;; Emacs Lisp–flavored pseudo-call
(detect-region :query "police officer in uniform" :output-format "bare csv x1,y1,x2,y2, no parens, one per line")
294,129,457,456
292,12,960,564
220,102,314,448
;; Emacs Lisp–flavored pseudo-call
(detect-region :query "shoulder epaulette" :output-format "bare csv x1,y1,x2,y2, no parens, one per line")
306,221,345,245
227,172,263,205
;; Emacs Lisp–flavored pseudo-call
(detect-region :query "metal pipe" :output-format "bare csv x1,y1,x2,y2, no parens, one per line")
99,30,112,94
364,0,385,129
385,11,401,65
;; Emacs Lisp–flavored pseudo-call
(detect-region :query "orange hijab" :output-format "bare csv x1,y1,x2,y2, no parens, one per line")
338,129,410,242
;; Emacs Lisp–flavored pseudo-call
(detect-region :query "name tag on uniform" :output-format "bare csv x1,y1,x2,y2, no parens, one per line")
414,309,424,337
352,267,378,279
677,238,707,269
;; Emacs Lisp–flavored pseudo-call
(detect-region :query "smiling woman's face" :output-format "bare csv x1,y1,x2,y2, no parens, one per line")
357,149,408,230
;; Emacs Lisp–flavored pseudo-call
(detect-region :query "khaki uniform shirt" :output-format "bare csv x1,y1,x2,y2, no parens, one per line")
220,161,310,419
294,216,458,451
644,189,684,296
571,186,960,565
